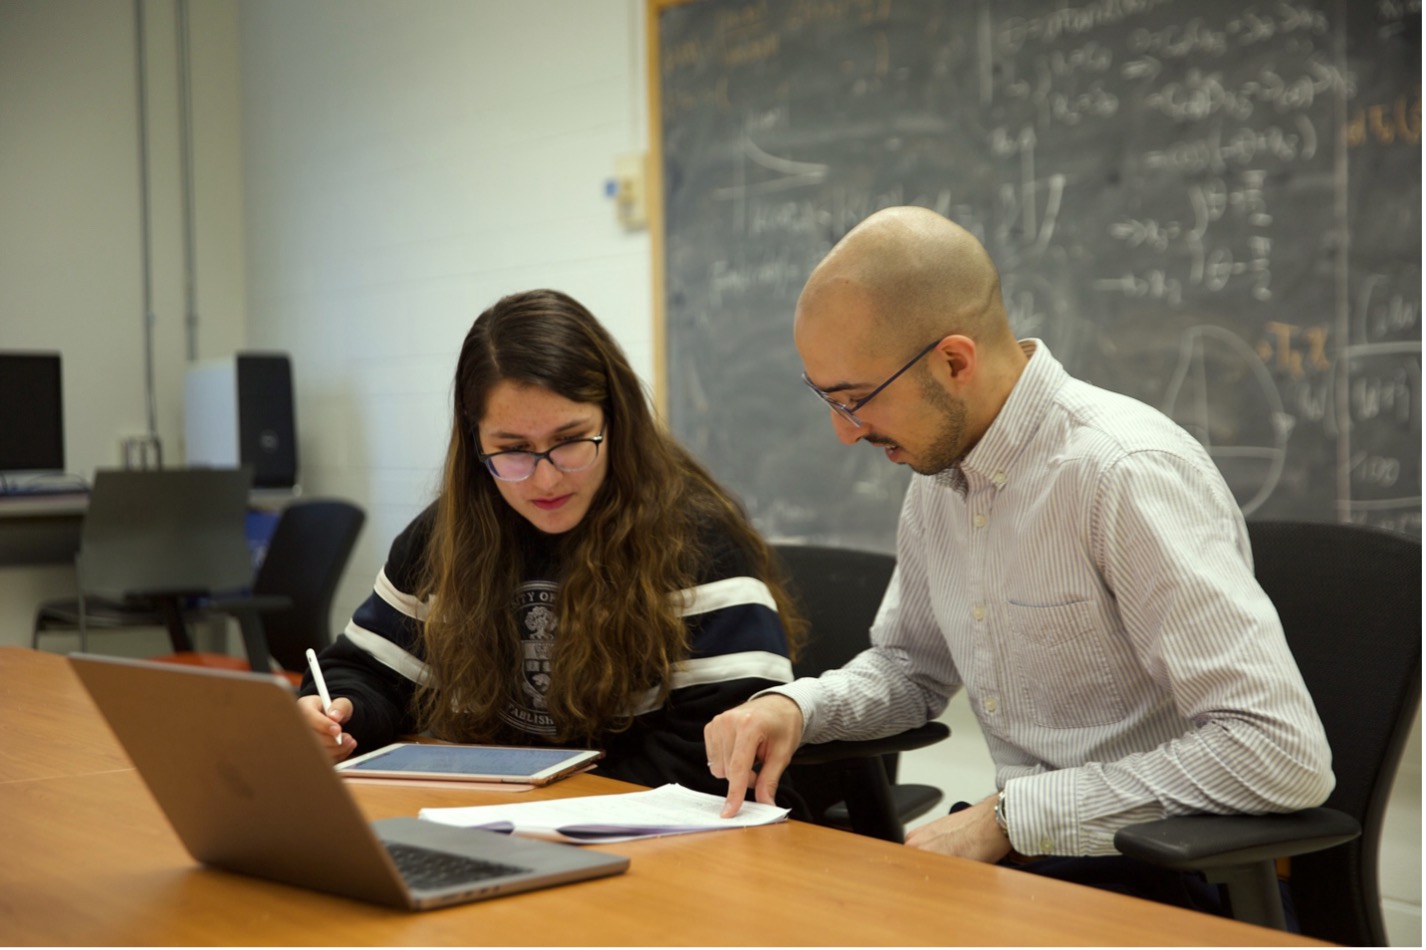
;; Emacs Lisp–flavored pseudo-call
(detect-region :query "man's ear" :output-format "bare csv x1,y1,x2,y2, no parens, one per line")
933,335,976,384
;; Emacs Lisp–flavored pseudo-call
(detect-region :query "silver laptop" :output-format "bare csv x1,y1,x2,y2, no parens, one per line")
69,654,629,910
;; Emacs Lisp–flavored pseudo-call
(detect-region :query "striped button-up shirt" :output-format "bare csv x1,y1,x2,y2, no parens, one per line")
774,341,1333,856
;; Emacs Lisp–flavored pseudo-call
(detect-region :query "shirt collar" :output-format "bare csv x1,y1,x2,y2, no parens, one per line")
943,339,1066,490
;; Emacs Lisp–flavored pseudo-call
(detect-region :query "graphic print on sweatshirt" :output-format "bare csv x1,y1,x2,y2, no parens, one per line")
499,580,559,736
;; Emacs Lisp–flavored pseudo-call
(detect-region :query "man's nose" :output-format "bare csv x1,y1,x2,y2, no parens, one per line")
831,409,865,445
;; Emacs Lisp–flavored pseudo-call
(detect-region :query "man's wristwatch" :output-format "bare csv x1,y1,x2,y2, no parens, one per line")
993,790,1009,837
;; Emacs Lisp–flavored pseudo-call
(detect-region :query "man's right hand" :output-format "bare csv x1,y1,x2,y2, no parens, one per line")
296,694,356,762
704,694,805,817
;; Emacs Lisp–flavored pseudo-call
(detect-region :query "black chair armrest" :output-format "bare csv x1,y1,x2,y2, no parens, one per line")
204,594,293,613
202,594,296,672
1113,807,1361,871
790,722,950,766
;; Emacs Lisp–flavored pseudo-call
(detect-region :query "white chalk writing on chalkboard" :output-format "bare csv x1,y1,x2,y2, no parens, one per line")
656,0,1421,543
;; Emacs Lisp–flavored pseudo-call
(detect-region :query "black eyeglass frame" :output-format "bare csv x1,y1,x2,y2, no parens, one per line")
801,338,943,428
477,428,606,482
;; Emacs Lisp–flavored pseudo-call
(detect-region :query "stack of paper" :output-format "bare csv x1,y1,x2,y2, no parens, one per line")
418,783,789,844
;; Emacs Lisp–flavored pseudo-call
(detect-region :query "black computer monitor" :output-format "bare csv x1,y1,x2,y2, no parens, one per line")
0,351,65,474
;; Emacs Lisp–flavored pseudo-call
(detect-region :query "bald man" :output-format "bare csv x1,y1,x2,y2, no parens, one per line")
704,207,1332,912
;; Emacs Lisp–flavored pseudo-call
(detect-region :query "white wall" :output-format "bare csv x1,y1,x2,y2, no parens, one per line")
238,0,653,620
2,0,653,641
0,0,248,647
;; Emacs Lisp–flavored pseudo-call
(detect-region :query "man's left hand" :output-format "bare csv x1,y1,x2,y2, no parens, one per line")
903,793,1014,863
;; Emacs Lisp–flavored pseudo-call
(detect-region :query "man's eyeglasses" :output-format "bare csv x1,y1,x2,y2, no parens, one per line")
801,339,942,427
478,430,605,482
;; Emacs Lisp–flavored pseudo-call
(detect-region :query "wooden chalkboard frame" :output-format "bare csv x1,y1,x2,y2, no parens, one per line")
647,0,682,420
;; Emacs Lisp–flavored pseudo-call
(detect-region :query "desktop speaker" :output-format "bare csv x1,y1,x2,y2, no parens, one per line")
184,353,298,489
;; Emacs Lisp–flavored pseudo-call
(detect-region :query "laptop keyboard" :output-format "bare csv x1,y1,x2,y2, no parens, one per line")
386,842,530,890
0,482,89,497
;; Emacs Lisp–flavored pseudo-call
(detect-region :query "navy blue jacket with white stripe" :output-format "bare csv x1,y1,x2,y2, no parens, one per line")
303,503,794,794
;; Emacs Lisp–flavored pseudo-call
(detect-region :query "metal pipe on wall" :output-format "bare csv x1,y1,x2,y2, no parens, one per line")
130,0,163,468
177,0,198,363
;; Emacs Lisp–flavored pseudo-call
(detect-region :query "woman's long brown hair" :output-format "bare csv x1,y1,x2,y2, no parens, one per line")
413,290,804,744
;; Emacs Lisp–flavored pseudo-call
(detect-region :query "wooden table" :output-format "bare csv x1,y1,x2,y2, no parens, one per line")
0,647,1327,946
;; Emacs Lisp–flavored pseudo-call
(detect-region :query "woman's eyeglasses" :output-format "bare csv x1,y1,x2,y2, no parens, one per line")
478,431,605,482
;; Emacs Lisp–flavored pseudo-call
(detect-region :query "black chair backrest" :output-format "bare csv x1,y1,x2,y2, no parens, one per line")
1247,521,1421,947
772,543,897,677
252,499,365,672
79,467,253,599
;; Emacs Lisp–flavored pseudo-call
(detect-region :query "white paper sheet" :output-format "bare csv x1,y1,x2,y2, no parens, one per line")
418,782,790,843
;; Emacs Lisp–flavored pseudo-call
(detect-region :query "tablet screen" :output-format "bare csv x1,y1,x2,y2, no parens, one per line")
349,745,576,776
336,743,601,783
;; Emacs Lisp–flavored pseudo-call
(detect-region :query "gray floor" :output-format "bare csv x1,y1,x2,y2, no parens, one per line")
899,692,1423,946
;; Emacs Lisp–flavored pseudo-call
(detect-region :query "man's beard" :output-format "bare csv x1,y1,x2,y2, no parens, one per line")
907,374,968,476
861,371,968,475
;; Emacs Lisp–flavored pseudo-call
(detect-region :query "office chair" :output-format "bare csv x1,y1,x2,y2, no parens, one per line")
772,543,949,842
152,499,366,680
1115,521,1421,945
33,468,259,655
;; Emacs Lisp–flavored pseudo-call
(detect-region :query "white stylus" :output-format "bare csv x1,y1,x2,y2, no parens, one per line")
305,647,342,746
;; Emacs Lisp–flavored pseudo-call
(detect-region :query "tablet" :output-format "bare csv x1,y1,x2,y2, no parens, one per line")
335,743,603,785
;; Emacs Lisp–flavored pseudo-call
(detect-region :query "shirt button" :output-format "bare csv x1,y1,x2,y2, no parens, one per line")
973,513,987,528
992,471,1007,487
984,696,999,713
972,604,985,621
1039,837,1055,854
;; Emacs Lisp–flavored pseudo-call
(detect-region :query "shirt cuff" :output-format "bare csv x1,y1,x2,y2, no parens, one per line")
1005,771,1087,857
752,677,825,742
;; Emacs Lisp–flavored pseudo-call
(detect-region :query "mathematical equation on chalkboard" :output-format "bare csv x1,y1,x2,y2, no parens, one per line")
657,0,1421,542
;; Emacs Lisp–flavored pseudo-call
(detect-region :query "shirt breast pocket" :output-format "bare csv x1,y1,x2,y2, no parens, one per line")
1007,599,1128,729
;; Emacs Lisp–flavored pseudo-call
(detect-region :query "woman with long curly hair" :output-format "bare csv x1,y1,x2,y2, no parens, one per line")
297,289,804,794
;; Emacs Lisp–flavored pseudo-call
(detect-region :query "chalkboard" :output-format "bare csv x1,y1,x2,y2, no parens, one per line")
654,0,1421,549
